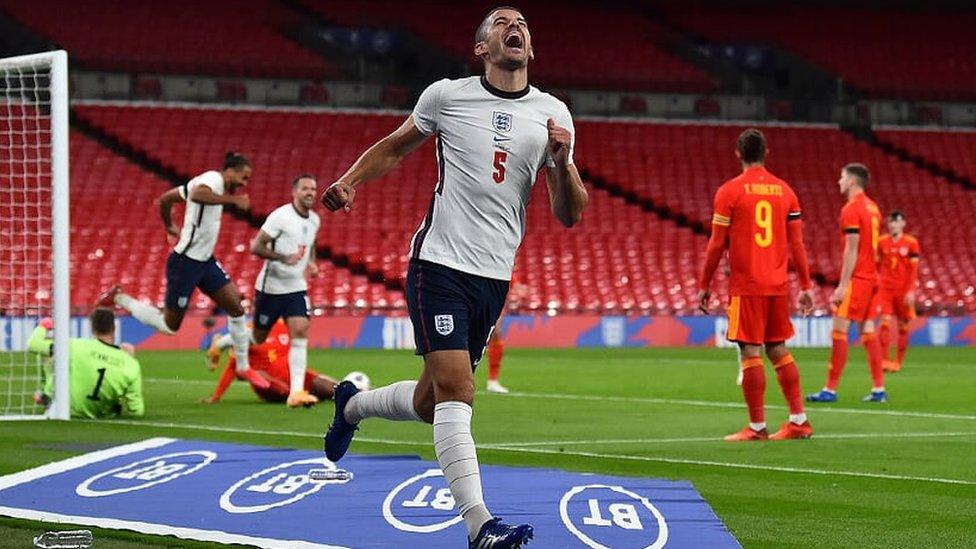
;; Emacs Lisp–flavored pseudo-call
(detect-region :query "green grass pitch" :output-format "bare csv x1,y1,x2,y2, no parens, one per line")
1,346,974,548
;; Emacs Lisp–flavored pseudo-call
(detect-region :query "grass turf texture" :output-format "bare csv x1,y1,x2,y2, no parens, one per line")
1,347,974,548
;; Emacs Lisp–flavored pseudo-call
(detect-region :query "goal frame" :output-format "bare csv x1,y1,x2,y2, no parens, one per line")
0,50,70,420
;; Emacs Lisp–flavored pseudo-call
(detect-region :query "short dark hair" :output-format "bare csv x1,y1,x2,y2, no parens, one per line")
292,173,317,188
222,151,250,171
89,307,115,336
737,128,767,163
888,209,906,221
475,6,522,44
843,163,870,187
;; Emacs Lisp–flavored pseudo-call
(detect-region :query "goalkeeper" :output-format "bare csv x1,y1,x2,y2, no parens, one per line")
28,308,144,419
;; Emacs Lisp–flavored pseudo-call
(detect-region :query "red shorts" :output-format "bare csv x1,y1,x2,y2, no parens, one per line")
877,288,916,321
836,278,879,322
726,295,795,345
251,368,320,402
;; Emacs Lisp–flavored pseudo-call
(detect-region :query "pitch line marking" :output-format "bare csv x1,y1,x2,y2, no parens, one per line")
484,431,976,447
499,391,976,421
483,445,976,486
143,379,976,421
92,420,976,486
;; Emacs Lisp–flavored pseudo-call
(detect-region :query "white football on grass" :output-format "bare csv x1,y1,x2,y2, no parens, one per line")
343,371,371,391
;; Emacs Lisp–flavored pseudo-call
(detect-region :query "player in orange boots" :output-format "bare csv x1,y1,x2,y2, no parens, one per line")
876,211,920,373
698,129,814,442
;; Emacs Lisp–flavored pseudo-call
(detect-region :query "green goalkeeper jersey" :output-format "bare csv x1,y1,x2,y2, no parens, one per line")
27,327,144,419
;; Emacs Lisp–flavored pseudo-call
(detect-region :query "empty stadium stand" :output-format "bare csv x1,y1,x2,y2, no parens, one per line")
664,6,976,102
302,1,716,93
0,0,334,79
875,128,976,187
67,104,975,314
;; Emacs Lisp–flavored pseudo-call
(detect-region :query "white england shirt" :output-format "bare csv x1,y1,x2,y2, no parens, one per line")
409,76,575,280
255,203,321,294
175,170,225,261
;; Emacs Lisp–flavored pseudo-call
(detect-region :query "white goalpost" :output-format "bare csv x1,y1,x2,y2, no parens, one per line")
0,50,70,420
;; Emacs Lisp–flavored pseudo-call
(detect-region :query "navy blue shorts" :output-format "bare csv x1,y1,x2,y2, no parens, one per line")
254,290,310,330
164,252,231,311
406,259,509,370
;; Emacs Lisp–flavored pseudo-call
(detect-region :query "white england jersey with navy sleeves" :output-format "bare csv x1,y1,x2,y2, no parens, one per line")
255,204,320,294
175,170,225,261
409,76,575,281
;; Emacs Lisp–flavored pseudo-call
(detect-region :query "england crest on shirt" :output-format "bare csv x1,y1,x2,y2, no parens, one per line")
434,314,454,336
492,111,513,133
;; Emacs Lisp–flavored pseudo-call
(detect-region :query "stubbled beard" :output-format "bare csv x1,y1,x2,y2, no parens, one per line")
499,56,526,70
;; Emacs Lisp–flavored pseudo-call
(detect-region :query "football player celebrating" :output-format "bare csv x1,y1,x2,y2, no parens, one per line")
321,7,587,547
97,152,265,389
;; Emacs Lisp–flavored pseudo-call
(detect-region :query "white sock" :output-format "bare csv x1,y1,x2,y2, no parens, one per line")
344,380,421,424
288,338,308,394
872,386,885,392
434,401,492,540
227,315,249,373
213,334,233,351
789,413,808,425
822,387,836,394
115,293,174,335
750,422,767,432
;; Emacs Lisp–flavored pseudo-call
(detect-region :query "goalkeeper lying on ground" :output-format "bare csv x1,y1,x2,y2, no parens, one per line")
28,308,144,418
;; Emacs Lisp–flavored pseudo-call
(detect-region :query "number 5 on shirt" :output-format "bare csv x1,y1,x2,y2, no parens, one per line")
492,151,508,184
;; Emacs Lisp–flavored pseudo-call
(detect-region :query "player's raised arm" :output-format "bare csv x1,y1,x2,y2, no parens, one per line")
544,118,587,227
321,117,429,212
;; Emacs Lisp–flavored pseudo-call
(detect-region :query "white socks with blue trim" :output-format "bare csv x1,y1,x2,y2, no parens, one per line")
288,338,308,394
115,293,174,335
433,401,492,540
227,315,249,373
344,380,421,424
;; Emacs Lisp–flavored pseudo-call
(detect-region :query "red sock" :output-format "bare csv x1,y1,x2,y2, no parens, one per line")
825,330,848,391
741,357,766,424
487,338,503,381
774,354,804,415
896,328,909,364
863,332,885,388
878,321,892,362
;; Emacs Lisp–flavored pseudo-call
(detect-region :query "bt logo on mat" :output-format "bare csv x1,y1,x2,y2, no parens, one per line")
220,458,349,514
76,451,216,497
383,468,464,533
560,484,669,549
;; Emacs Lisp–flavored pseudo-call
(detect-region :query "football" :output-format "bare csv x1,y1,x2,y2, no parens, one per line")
343,371,371,392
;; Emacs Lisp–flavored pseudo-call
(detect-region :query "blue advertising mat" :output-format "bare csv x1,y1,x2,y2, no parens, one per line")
0,438,740,548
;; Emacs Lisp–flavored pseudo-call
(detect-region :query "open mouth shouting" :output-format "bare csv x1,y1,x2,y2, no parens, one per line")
503,31,524,54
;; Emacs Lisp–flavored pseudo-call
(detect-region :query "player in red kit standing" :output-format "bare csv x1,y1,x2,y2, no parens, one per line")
876,211,920,372
807,163,887,403
698,128,814,441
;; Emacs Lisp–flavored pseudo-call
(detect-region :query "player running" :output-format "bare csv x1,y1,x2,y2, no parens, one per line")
807,163,887,403
202,319,339,404
248,173,321,407
97,152,264,389
321,7,587,547
877,211,920,373
698,128,814,441
27,308,144,419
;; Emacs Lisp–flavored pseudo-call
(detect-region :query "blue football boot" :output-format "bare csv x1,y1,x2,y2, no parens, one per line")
324,380,360,462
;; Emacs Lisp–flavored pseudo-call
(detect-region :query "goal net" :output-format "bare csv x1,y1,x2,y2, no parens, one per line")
0,50,69,420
